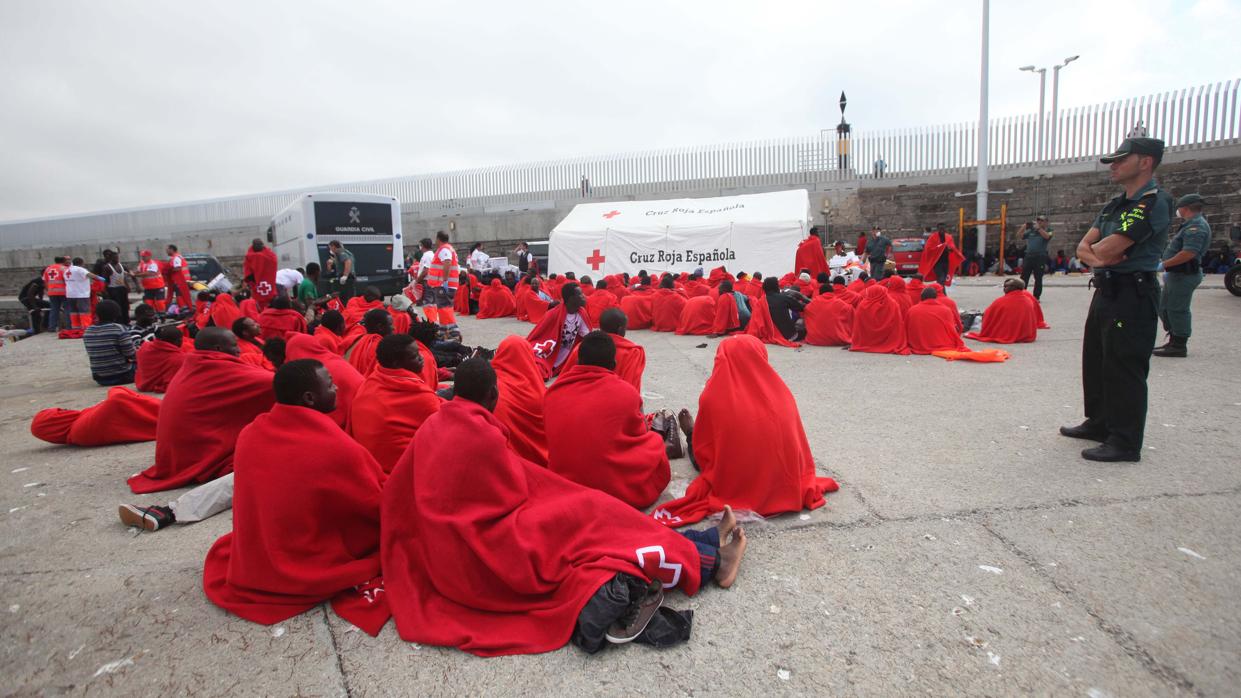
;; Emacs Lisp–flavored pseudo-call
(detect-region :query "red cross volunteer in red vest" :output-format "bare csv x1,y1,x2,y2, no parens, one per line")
424,230,461,333
133,250,167,312
165,244,193,310
42,256,68,332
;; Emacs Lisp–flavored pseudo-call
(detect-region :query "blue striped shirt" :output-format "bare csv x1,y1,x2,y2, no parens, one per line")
83,323,136,379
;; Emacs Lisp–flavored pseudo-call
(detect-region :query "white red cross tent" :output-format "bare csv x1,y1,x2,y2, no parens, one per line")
547,189,810,278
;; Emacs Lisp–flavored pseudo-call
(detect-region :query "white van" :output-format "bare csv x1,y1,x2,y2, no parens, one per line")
268,192,405,293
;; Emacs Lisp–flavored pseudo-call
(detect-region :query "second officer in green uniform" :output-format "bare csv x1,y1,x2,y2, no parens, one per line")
1153,193,1212,358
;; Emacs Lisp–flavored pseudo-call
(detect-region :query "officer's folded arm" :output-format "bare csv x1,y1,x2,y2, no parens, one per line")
1088,231,1137,267
1076,228,1105,268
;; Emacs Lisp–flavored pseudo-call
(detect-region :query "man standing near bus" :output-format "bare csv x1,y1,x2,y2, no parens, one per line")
42,256,68,332
426,231,461,336
328,240,356,303
133,250,167,312
165,244,192,310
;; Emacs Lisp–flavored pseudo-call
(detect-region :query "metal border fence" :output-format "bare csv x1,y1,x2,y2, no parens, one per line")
2,79,1237,249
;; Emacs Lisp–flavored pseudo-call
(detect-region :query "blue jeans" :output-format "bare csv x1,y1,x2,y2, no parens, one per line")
47,295,65,331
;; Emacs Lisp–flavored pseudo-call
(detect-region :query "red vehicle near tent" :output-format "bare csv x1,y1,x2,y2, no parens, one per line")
892,237,926,277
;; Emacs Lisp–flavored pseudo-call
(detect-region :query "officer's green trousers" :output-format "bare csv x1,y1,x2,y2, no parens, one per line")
1158,271,1202,338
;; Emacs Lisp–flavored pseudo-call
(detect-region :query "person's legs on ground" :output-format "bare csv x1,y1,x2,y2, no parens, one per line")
1061,287,1109,441
1031,259,1045,299
47,295,63,331
1088,278,1157,458
93,367,135,387
107,286,130,324
437,287,458,331
118,473,234,532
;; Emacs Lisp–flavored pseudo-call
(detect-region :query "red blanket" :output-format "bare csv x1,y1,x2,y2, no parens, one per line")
239,298,260,321
649,289,687,332
619,294,652,330
917,232,965,285
675,295,716,335
745,294,800,348
802,294,853,346
928,283,963,332
127,352,275,493
526,303,591,380
905,278,925,307
416,342,439,388
349,366,442,473
559,333,646,394
1024,291,1051,329
237,337,273,371
203,404,389,635
711,293,740,334
381,398,703,656
849,286,910,355
344,332,383,377
491,336,549,466
477,280,517,318
243,247,278,309
314,325,345,353
906,299,967,354
209,294,243,333
965,291,1039,343
707,266,734,287
258,307,307,341
31,387,161,446
135,340,186,393
454,280,471,315
584,289,619,327
881,276,912,318
285,334,365,429
342,297,383,326
389,308,411,335
514,282,532,321
654,336,837,526
545,365,668,509
523,293,551,324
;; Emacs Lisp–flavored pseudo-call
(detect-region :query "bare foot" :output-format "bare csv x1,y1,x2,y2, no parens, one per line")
677,408,694,439
715,526,747,589
717,505,737,544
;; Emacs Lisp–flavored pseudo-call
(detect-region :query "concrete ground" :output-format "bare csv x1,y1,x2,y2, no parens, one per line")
1,277,1238,696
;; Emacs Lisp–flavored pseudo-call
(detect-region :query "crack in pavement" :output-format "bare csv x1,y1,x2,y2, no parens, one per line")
319,605,353,698
980,521,1203,696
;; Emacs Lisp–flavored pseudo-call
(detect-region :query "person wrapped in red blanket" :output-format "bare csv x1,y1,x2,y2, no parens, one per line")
526,282,592,380
618,292,652,330
476,279,517,319
284,333,364,429
559,308,646,394
917,227,965,286
31,386,161,446
491,335,550,466
965,278,1041,344
545,332,669,510
653,336,838,527
380,360,748,656
204,359,390,635
675,294,717,336
209,293,244,333
258,296,307,340
342,286,385,326
127,328,276,493
849,285,910,355
231,317,273,370
793,228,830,279
649,276,687,332
349,334,442,473
802,285,853,347
343,308,393,377
906,286,968,354
313,310,347,353
135,326,187,393
242,239,279,311
584,278,620,327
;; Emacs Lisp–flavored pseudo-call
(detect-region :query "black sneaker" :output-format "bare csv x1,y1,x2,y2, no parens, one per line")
606,580,664,644
118,504,175,531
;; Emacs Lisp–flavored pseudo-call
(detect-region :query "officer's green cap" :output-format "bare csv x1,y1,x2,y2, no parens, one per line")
1175,193,1207,208
1100,137,1165,164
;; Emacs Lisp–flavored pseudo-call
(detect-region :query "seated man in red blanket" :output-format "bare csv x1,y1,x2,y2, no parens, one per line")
849,285,910,355
258,295,307,340
585,277,620,326
127,327,276,494
349,334,442,473
231,316,272,369
135,325,187,392
203,358,390,635
313,309,347,353
527,282,592,380
655,335,838,527
559,308,646,394
343,308,393,376
476,278,517,318
802,284,853,347
649,275,687,332
381,359,747,656
965,278,1040,344
906,287,968,354
545,332,670,510
491,335,550,466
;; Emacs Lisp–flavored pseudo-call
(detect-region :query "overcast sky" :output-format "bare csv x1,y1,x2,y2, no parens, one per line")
2,0,1237,221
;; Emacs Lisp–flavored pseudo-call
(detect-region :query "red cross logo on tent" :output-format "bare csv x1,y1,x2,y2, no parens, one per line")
635,545,682,589
585,249,606,271
602,210,621,219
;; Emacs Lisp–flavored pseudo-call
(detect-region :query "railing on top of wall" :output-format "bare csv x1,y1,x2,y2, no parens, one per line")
1,79,1237,249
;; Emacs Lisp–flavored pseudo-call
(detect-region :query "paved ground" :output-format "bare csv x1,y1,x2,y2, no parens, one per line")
1,277,1238,696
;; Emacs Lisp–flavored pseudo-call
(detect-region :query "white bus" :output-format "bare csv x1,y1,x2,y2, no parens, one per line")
268,192,405,294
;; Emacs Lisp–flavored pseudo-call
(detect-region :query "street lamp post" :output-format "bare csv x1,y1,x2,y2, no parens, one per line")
1049,55,1079,161
975,0,990,257
836,91,851,172
1019,65,1047,162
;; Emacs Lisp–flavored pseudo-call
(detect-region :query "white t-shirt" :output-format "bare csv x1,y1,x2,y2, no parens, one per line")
275,268,304,289
417,251,435,278
468,249,490,270
64,265,93,298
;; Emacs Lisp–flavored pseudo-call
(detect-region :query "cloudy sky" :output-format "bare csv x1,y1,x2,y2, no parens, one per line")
1,0,1237,221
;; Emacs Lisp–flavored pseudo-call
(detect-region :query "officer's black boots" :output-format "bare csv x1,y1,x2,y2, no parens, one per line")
1082,443,1142,462
1059,421,1109,441
1152,335,1188,358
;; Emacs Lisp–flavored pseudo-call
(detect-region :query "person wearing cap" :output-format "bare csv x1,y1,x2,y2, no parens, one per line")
1153,194,1211,358
1060,137,1173,463
1020,216,1053,300
866,227,893,280
133,250,167,312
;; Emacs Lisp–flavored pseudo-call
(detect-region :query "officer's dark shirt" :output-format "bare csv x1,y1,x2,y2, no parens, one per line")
1022,228,1052,257
870,235,892,259
1090,178,1172,273
766,292,805,341
1162,214,1211,265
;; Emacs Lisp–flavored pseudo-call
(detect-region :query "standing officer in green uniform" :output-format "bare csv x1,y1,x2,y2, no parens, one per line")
1060,138,1172,462
1020,215,1053,300
1153,194,1211,358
